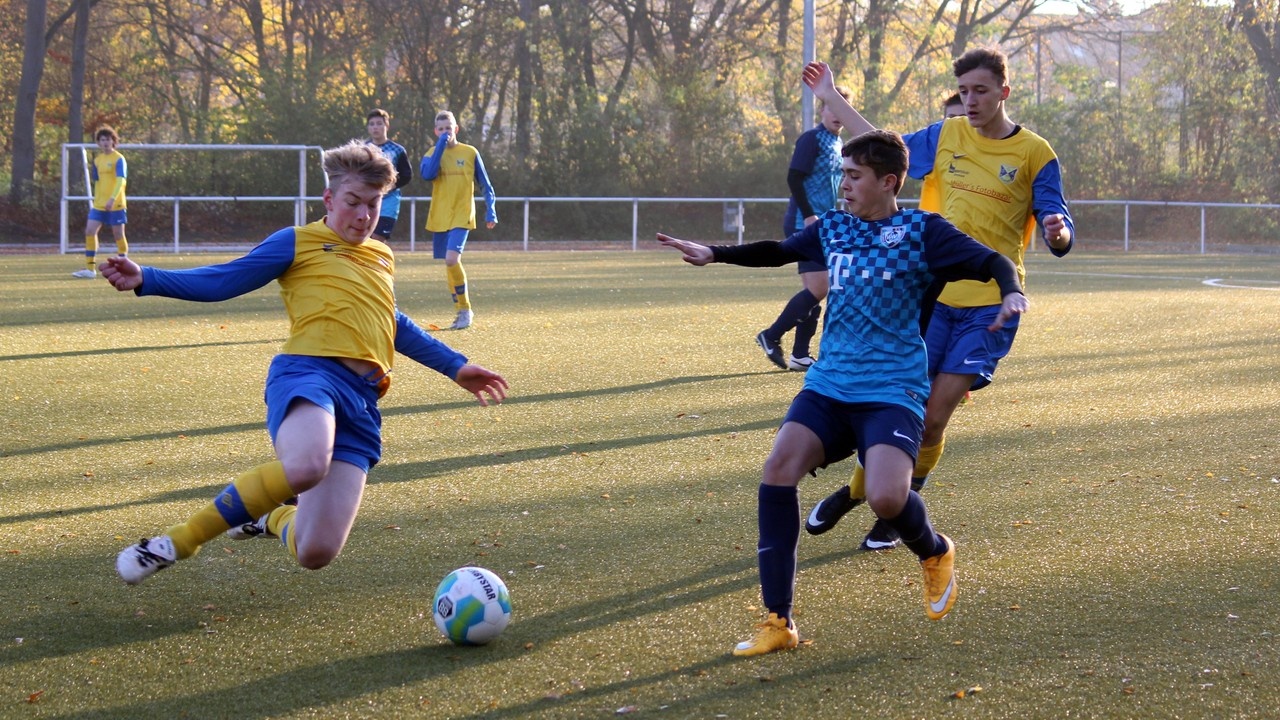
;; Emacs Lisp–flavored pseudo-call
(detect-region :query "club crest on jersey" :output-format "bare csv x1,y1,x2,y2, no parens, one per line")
879,226,906,248
999,164,1019,184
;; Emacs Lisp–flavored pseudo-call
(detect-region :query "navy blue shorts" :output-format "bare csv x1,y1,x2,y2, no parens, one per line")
373,216,397,240
924,303,1019,391
782,389,923,468
263,355,383,473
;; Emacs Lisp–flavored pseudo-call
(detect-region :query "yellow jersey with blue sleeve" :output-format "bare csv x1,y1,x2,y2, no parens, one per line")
420,134,497,232
904,118,1073,307
133,219,466,396
91,150,127,210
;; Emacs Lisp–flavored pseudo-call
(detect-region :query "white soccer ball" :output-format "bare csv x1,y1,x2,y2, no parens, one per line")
432,566,512,645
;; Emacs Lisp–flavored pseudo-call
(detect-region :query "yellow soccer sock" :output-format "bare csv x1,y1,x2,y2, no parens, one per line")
115,234,128,256
167,461,295,559
913,438,945,487
266,504,299,558
446,262,470,310
848,459,866,500
84,236,99,271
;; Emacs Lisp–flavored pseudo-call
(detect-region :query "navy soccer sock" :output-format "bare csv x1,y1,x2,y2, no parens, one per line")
766,289,821,343
882,491,948,560
791,302,822,358
757,483,800,620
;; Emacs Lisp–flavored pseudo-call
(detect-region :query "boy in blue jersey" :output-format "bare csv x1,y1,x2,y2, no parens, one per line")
107,141,508,586
757,84,852,371
366,109,413,241
73,126,129,279
659,130,1028,656
420,111,498,330
801,49,1074,551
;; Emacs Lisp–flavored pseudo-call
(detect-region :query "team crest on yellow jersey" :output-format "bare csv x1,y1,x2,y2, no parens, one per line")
999,165,1019,183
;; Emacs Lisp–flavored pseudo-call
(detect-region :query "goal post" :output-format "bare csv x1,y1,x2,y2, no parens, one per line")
60,143,325,254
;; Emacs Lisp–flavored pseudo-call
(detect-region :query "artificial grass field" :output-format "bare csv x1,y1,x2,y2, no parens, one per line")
1,249,1278,719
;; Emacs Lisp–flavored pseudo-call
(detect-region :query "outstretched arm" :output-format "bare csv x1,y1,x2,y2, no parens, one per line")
453,364,509,407
802,62,876,137
657,233,715,266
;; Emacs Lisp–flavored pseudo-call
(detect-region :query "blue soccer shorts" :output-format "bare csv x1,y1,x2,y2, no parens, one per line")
432,228,470,259
782,389,924,469
263,354,383,473
88,208,128,226
925,303,1020,391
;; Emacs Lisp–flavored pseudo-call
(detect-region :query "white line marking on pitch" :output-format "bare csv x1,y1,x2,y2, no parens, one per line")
1035,270,1280,290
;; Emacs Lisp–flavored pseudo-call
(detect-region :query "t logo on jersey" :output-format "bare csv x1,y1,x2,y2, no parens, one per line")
999,164,1019,184
880,226,906,248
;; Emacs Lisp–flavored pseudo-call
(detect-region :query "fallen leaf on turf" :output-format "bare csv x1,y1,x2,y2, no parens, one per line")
27,691,43,703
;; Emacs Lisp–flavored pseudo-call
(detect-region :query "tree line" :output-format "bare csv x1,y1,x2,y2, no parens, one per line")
5,0,1280,236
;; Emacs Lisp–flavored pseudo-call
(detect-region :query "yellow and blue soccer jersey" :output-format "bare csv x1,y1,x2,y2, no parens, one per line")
134,219,465,395
372,139,413,220
904,118,1072,307
719,209,1012,418
784,125,843,233
91,150,127,210
420,136,497,232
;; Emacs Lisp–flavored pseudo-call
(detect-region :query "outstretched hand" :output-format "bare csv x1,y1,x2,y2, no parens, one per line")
656,233,714,266
100,255,143,292
989,292,1030,331
455,364,509,406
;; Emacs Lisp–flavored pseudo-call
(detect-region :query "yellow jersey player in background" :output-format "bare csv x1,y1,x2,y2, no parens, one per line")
107,140,508,586
420,110,498,330
73,126,128,279
802,48,1074,549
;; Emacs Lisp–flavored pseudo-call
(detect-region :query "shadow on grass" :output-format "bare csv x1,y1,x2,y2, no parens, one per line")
0,372,777,526
0,337,281,363
22,545,869,720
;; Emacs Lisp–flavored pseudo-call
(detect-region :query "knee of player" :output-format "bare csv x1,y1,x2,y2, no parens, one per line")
281,457,331,491
295,543,340,570
866,488,907,518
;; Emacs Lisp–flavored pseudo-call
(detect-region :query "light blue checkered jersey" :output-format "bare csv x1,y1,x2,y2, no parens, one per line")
783,208,998,417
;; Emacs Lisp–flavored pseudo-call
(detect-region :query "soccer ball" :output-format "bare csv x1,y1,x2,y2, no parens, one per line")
432,566,512,645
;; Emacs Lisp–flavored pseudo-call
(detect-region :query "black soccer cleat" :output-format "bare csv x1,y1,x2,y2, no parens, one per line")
859,518,901,551
805,485,863,535
755,331,787,370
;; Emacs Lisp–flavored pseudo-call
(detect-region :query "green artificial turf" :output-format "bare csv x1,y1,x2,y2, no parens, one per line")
1,250,1278,718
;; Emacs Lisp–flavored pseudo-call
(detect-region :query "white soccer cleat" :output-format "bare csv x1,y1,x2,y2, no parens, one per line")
450,309,473,330
116,536,178,585
71,269,96,279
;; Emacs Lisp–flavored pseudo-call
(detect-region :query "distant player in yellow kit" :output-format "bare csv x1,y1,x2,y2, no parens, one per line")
420,111,498,330
74,126,129,279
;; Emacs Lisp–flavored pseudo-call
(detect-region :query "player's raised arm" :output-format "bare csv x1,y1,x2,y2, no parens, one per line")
802,62,876,138
657,233,715,266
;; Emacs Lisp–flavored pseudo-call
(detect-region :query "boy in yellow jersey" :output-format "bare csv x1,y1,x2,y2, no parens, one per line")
107,141,508,585
73,126,129,279
802,49,1073,549
420,111,498,330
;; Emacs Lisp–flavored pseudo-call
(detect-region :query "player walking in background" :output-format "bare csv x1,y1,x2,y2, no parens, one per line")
802,49,1074,551
108,141,508,586
73,126,129,279
659,130,1029,655
756,84,852,371
365,109,413,241
420,110,497,330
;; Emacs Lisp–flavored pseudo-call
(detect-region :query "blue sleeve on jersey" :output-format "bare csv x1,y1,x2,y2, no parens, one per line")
902,123,942,180
394,311,468,379
474,152,497,224
136,228,296,301
90,164,99,183
419,135,448,181
116,157,127,179
919,214,1002,283
789,130,820,172
1031,159,1074,257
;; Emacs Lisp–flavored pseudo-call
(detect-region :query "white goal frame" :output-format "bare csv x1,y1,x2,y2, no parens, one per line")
60,143,324,254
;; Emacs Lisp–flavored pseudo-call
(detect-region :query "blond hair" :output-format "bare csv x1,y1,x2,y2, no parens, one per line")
323,140,396,193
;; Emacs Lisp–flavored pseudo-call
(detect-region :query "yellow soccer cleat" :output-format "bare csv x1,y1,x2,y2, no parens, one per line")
732,613,799,656
921,533,957,620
